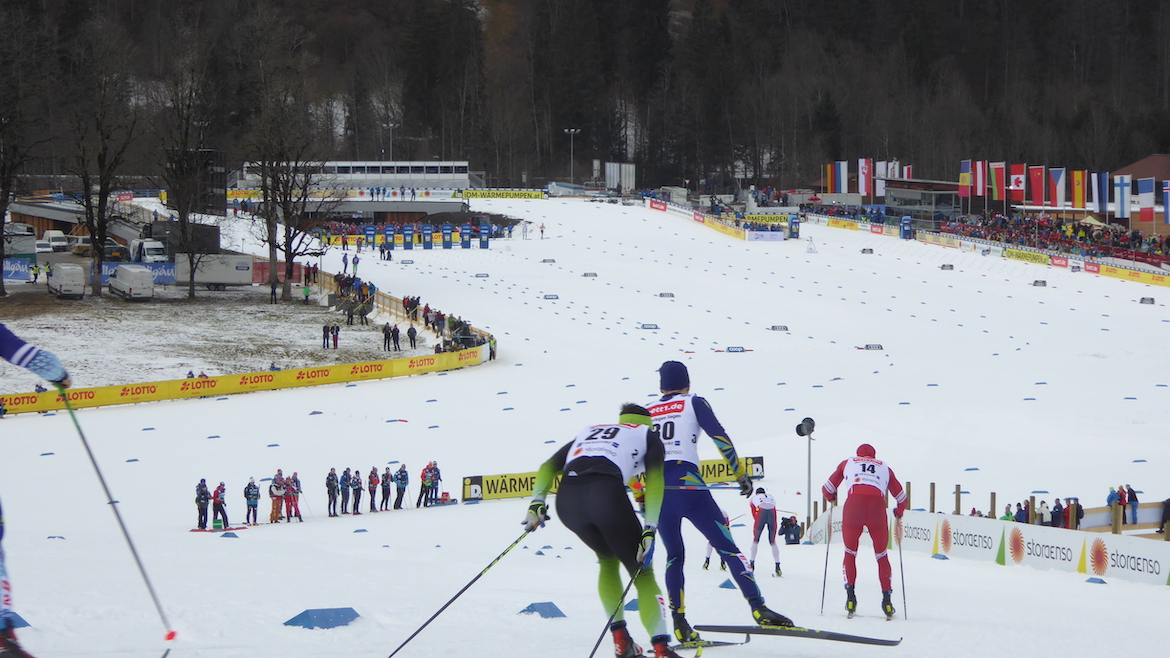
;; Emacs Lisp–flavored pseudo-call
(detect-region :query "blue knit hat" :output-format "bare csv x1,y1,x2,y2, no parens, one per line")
659,361,690,391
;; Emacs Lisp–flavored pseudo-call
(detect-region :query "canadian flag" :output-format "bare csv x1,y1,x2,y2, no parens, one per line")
1009,164,1027,202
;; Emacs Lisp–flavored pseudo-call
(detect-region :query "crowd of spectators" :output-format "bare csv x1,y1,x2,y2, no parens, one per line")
940,212,1170,265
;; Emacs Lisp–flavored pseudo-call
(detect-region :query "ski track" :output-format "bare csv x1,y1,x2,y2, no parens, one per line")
0,198,1166,657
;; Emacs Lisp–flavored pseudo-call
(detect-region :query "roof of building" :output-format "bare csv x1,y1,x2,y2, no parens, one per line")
1113,154,1170,182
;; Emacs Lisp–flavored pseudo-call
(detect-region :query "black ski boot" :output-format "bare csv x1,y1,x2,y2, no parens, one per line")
751,604,794,628
774,563,782,577
611,620,642,658
702,557,710,570
673,612,701,644
749,560,755,571
881,590,896,620
845,585,857,618
0,627,35,658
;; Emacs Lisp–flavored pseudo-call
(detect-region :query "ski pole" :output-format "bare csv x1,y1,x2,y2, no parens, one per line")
897,518,907,620
56,384,177,652
587,565,642,658
387,528,530,658
819,504,833,615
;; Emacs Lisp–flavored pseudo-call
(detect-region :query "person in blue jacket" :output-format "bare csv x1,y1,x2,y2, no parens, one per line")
1,323,70,656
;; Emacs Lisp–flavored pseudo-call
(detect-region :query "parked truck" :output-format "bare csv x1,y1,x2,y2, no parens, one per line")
174,254,254,290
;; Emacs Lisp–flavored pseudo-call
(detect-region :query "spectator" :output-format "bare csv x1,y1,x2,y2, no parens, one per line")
303,282,311,305
187,370,195,378
429,461,442,505
339,468,351,514
407,325,418,349
1013,503,1027,523
269,472,286,523
1117,485,1129,525
268,362,280,371
383,323,393,351
342,252,349,273
381,467,393,511
391,324,401,350
322,323,331,349
212,482,229,529
999,504,1013,521
326,468,339,517
286,472,302,522
417,462,433,508
394,464,409,509
332,323,340,349
1051,498,1064,528
1126,485,1139,525
781,516,803,545
1158,498,1170,533
350,468,363,515
244,478,260,526
367,467,379,513
195,478,210,530
1036,500,1050,525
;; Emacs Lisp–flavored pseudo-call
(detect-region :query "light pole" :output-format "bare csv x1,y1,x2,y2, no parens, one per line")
563,128,580,185
796,417,816,543
387,123,399,162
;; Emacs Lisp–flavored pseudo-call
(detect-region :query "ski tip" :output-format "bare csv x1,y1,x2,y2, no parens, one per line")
165,629,177,641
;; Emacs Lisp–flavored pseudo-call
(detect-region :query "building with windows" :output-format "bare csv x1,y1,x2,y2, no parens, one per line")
234,161,479,190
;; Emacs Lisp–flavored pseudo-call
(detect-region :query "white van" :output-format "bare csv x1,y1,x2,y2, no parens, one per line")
129,239,168,263
108,264,155,301
46,263,87,299
42,230,69,252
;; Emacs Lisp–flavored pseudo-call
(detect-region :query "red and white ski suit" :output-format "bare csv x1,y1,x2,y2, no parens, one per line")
822,444,907,591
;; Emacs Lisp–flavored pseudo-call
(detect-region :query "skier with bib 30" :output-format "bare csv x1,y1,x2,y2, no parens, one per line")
646,361,793,644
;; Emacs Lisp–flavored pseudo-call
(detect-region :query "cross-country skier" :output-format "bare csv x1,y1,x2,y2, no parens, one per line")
194,479,210,530
0,323,69,657
380,467,393,511
269,473,286,523
522,404,682,658
367,468,379,513
350,468,363,515
326,468,339,517
212,482,229,529
822,443,908,619
340,468,351,514
646,361,793,642
244,478,260,526
748,488,782,576
393,465,409,509
286,473,302,522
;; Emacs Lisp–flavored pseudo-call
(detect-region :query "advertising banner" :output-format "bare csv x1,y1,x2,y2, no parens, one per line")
461,223,473,249
384,225,394,250
422,224,434,250
1004,248,1052,266
403,225,414,250
442,224,453,249
462,456,765,502
0,346,486,415
828,218,859,231
479,224,490,249
703,218,746,240
459,189,546,199
810,510,1170,587
649,200,667,212
3,258,32,282
746,231,786,242
1099,265,1170,287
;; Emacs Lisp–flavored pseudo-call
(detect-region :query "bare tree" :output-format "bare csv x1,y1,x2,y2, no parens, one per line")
149,24,221,299
62,15,141,297
0,9,55,297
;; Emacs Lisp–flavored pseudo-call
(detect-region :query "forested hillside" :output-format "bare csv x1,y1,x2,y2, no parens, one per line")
4,0,1169,191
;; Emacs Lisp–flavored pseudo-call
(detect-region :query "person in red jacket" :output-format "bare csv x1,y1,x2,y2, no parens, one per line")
822,443,907,619
367,468,380,513
212,482,230,529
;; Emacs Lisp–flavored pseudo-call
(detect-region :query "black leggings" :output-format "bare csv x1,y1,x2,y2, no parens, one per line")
556,474,643,574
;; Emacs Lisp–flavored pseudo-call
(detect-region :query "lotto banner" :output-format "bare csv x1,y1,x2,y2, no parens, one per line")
703,218,746,240
916,233,961,249
827,218,859,231
462,456,766,502
1098,265,1170,287
0,347,486,415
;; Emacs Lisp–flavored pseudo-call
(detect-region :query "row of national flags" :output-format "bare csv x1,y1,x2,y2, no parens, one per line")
824,160,913,196
960,160,1169,223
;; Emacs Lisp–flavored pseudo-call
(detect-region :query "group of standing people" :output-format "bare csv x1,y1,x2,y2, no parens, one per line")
326,465,411,516
1106,485,1141,524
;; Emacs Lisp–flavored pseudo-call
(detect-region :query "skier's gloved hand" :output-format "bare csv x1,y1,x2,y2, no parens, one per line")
522,500,549,532
636,525,656,567
26,349,70,388
737,474,754,497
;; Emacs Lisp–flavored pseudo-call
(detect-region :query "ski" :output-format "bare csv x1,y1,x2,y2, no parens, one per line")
672,637,750,651
694,625,901,647
189,526,248,532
